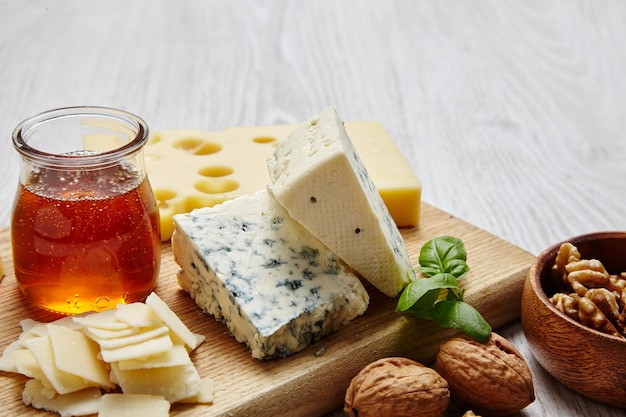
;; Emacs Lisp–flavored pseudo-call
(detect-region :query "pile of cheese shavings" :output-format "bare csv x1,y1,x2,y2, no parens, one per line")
0,292,212,417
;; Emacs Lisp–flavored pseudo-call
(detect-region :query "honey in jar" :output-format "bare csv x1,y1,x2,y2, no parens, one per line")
11,107,161,315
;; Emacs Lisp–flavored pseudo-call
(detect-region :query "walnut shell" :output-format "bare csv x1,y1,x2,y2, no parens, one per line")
344,357,449,417
436,333,534,416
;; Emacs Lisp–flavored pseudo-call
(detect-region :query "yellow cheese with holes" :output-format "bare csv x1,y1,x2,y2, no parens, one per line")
145,121,421,240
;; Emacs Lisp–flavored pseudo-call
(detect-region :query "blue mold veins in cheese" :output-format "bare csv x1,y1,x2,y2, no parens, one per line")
172,108,415,359
172,190,369,360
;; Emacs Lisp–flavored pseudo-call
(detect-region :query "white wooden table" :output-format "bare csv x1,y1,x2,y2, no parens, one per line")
1,1,625,416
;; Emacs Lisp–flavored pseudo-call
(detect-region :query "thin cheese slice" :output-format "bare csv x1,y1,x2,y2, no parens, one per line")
145,292,205,350
99,394,170,417
72,310,130,330
25,336,94,395
99,333,173,363
110,362,202,403
13,348,45,381
179,376,214,404
0,340,23,373
86,326,139,340
93,325,169,350
116,344,192,370
19,318,41,333
115,302,162,328
47,324,114,388
23,379,102,417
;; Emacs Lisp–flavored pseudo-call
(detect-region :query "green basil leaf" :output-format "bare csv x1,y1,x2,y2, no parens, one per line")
396,274,458,312
407,288,441,312
418,236,469,278
433,300,492,342
407,307,438,320
445,288,464,302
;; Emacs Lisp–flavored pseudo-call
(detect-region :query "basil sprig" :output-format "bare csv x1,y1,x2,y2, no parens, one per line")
396,236,491,342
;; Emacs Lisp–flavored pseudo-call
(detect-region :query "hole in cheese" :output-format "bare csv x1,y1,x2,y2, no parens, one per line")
195,142,222,155
172,138,202,151
198,165,234,178
154,189,178,209
173,138,222,155
147,134,161,145
253,136,277,144
194,178,240,194
182,195,227,212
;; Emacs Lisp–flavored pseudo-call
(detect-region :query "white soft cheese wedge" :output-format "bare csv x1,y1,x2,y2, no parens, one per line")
267,108,415,297
172,189,370,359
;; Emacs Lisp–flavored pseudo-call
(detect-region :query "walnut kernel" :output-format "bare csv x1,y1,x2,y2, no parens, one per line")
549,242,626,338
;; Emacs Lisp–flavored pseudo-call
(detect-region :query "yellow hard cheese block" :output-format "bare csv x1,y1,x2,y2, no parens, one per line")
145,121,422,240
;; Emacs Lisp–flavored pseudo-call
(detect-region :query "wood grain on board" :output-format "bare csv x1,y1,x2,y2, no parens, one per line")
0,202,534,416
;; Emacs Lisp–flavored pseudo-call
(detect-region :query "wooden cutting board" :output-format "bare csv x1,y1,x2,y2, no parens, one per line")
0,202,535,417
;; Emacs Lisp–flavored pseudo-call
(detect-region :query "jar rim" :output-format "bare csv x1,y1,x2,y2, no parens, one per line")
12,106,149,168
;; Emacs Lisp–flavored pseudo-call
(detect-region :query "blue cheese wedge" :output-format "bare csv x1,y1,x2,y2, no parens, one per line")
267,107,415,297
172,190,369,359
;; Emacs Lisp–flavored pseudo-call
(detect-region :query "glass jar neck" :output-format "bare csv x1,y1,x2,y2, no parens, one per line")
12,106,149,171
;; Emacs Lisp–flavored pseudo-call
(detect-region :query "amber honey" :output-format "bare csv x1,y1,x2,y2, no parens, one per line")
11,164,161,315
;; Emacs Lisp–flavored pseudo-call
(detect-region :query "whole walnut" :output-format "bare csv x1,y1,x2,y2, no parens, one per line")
344,357,449,417
436,332,534,416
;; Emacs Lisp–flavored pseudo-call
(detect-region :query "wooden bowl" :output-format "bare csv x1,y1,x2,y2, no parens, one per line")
521,231,626,409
